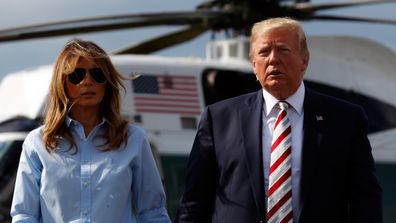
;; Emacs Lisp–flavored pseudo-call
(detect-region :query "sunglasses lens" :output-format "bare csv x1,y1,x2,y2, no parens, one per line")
68,68,86,85
90,68,106,84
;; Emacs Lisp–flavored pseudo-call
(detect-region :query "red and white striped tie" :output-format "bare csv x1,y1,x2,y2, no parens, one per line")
267,101,293,223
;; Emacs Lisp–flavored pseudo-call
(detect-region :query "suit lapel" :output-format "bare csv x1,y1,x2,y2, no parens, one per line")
300,88,323,218
239,90,266,220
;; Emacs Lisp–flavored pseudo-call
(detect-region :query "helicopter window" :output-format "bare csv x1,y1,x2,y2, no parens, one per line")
181,117,197,129
216,46,223,59
0,141,5,154
243,42,250,60
229,43,238,58
202,69,261,106
133,115,142,124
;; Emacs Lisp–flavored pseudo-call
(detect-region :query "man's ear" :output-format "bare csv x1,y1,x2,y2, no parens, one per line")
252,59,257,74
301,54,309,72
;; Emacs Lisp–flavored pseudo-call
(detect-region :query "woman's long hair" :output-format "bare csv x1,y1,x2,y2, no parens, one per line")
43,38,129,152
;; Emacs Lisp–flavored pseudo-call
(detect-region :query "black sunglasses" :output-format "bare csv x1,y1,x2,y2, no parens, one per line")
67,68,107,85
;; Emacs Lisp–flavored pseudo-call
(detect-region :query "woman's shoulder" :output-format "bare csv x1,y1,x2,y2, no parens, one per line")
127,123,144,132
127,123,148,139
24,125,45,143
22,125,46,154
124,124,151,153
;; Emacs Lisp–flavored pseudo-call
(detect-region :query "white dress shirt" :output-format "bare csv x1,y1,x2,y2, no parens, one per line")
262,83,305,222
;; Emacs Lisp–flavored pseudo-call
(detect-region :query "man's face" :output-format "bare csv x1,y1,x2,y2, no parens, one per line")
251,27,309,99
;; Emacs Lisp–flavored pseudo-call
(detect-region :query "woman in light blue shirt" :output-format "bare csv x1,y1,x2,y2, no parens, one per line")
10,39,171,223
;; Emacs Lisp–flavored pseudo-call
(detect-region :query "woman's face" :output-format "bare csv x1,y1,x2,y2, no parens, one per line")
65,57,106,112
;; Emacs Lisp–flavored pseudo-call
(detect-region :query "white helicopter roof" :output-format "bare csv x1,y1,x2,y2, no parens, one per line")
306,35,396,107
0,65,52,122
369,127,396,163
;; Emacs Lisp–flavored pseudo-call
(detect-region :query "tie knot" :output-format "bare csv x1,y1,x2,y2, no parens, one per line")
278,101,289,111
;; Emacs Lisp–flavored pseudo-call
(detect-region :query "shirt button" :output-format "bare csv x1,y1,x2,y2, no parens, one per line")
83,182,89,187
82,210,88,216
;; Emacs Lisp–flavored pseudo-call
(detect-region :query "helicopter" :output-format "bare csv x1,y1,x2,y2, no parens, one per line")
1,0,396,222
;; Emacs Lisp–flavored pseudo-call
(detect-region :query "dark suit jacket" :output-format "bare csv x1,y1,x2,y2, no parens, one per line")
175,87,382,223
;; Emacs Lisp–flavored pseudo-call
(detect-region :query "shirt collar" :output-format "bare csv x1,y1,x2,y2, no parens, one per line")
262,82,305,116
65,115,107,127
65,116,73,127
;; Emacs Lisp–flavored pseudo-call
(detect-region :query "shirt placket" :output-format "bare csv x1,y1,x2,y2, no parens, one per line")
80,136,91,223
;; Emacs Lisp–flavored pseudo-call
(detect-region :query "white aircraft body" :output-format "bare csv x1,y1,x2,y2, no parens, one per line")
0,36,395,220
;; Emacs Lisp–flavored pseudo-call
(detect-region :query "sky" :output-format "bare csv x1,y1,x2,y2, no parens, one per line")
1,0,396,79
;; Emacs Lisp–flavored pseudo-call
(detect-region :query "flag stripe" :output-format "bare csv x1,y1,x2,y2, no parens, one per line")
136,108,201,115
156,91,198,97
135,102,200,109
134,96,199,103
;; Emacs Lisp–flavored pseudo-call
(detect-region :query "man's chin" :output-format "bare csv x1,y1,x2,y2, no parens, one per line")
264,85,292,100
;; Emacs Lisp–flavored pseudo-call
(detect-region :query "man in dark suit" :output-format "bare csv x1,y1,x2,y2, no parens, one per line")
174,17,382,223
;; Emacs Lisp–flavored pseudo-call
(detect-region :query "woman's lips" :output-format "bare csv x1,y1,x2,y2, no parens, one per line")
81,91,95,96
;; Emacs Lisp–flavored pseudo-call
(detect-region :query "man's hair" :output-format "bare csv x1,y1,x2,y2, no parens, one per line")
43,38,129,152
249,17,309,58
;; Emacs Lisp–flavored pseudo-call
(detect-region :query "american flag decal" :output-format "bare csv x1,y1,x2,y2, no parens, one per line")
132,74,201,115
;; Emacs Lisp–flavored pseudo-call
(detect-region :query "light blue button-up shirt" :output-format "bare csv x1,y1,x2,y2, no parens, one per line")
11,118,171,223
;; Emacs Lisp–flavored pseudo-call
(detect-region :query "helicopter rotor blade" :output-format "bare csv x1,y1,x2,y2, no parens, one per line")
306,14,396,25
112,25,209,54
294,0,396,13
0,10,227,43
0,0,396,46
